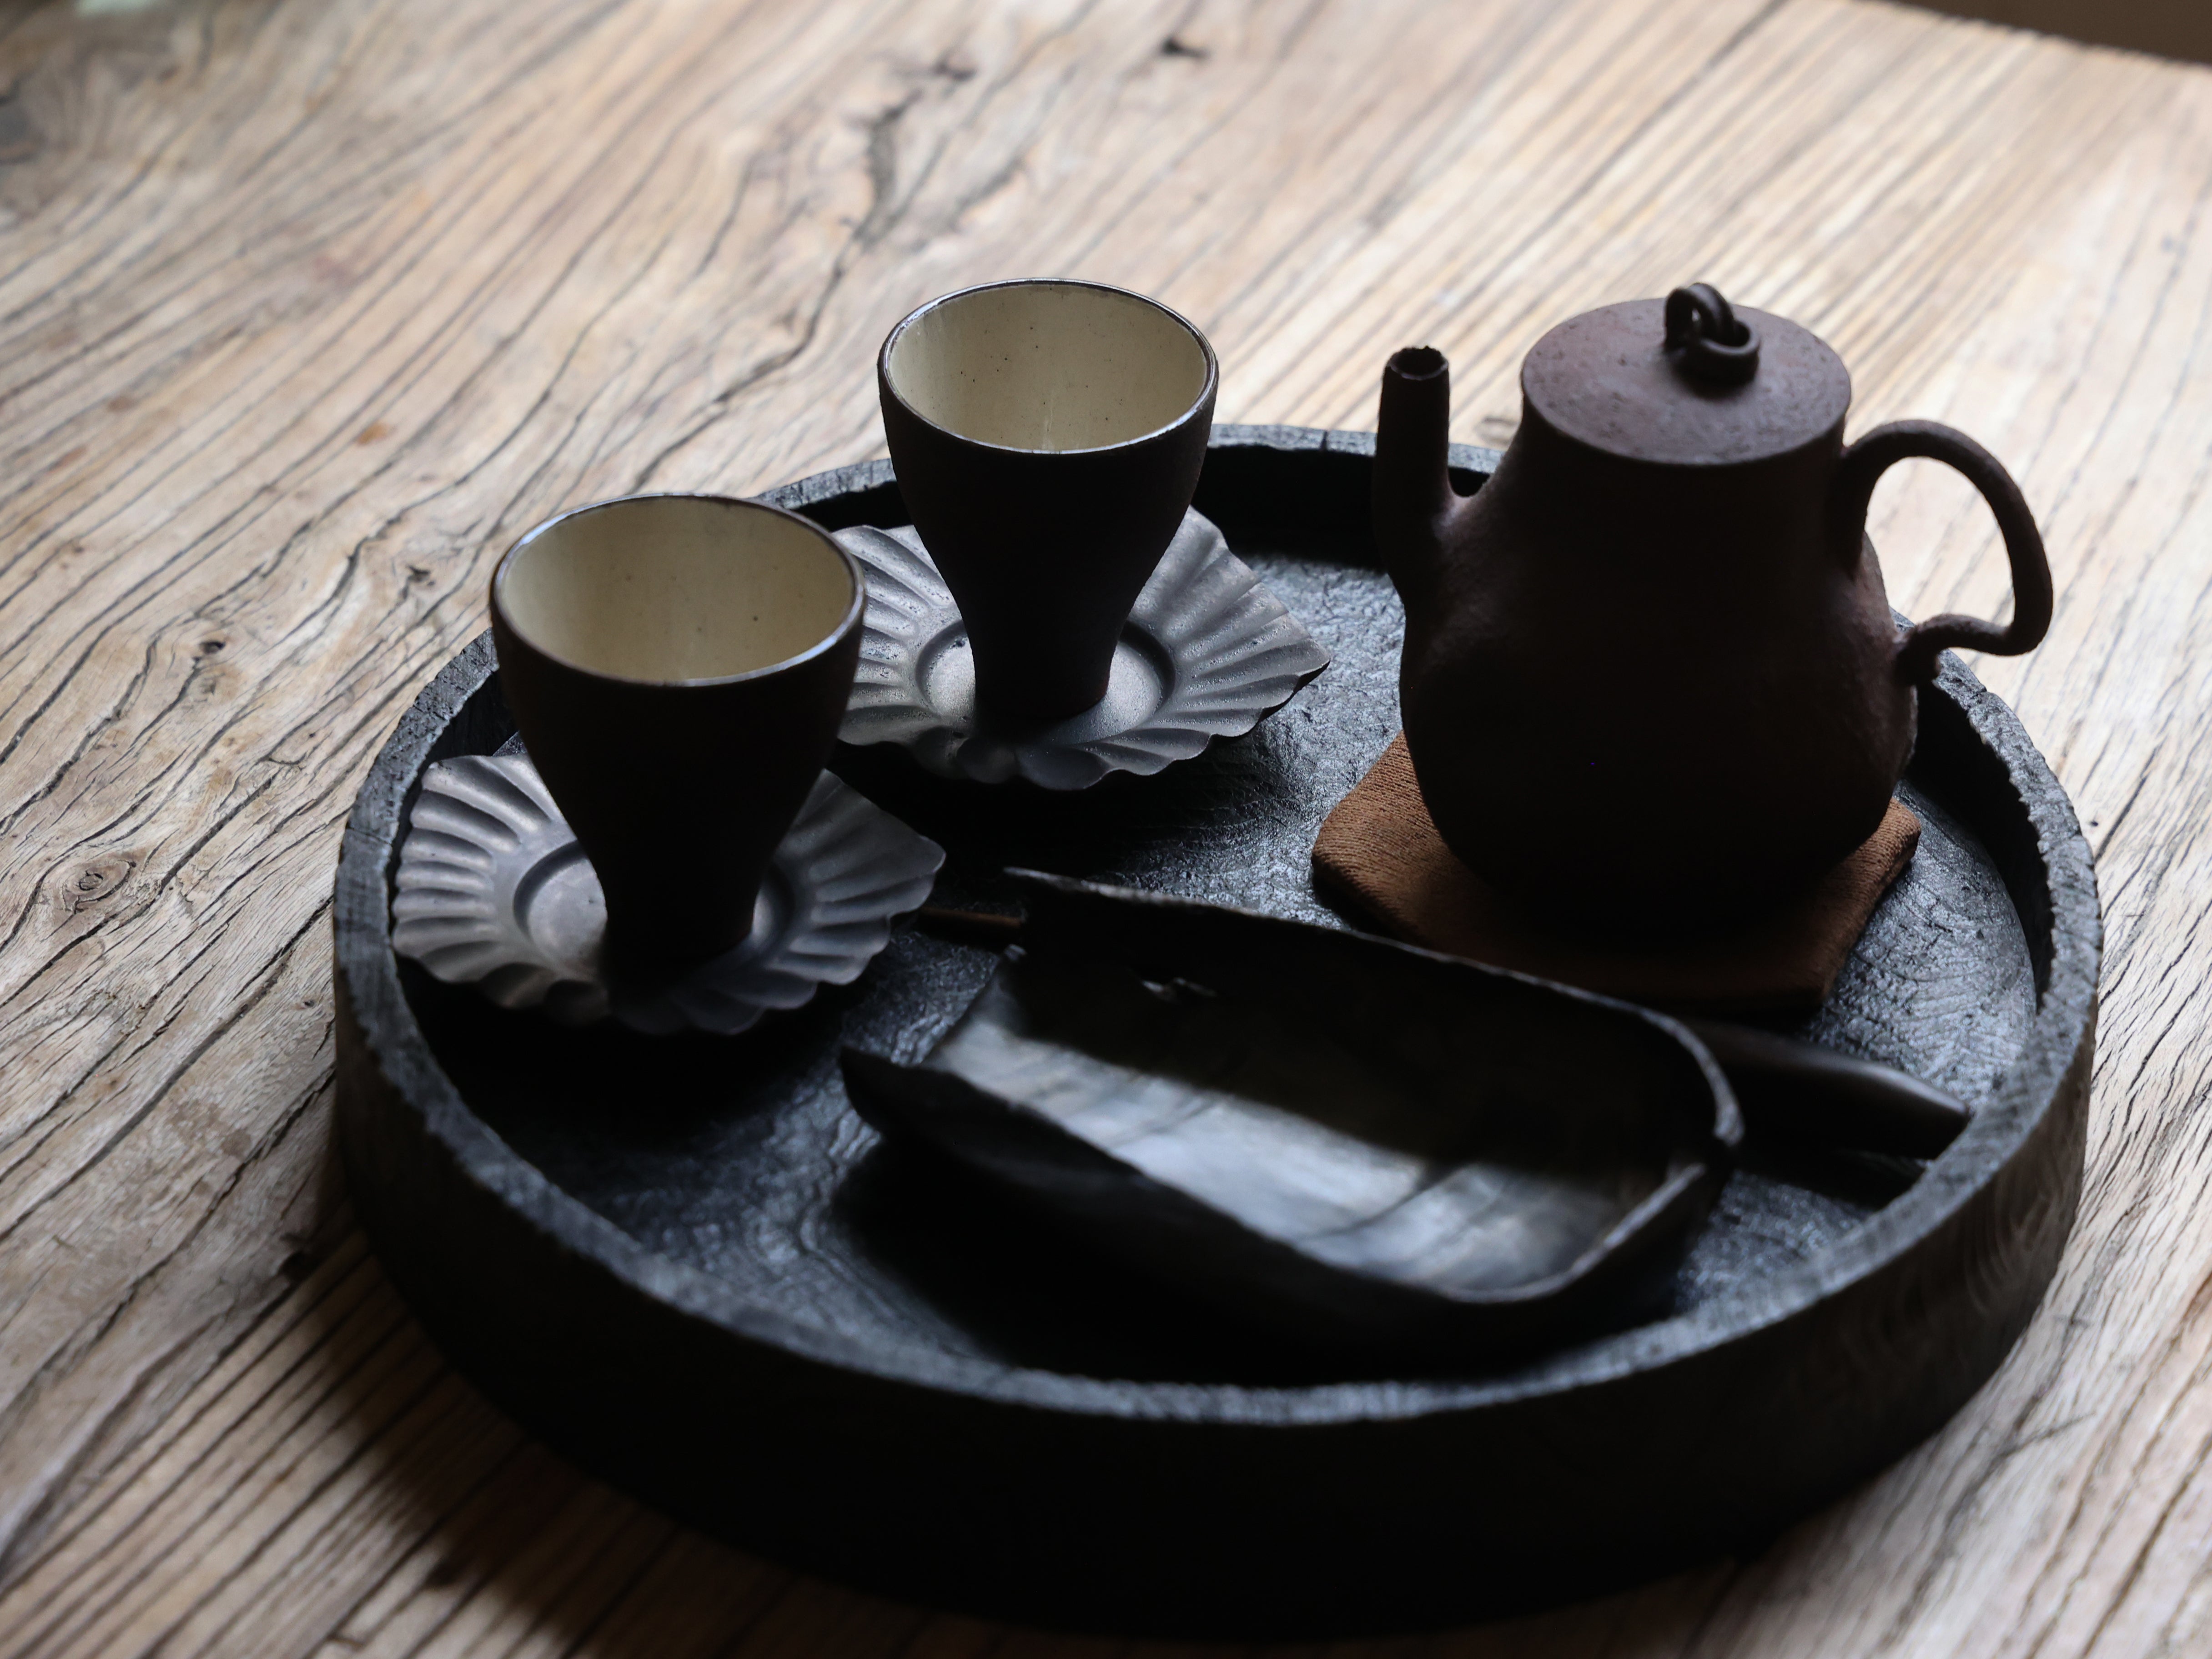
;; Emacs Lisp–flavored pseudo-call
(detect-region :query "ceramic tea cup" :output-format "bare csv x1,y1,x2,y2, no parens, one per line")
877,278,1218,722
489,493,865,983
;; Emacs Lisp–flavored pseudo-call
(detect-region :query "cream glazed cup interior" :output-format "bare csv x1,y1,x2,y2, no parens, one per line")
884,281,1215,453
494,495,861,684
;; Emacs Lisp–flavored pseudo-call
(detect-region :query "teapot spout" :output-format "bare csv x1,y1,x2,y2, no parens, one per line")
1373,346,1462,612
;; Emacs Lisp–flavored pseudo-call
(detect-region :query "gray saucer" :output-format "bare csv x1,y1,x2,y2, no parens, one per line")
389,753,942,1036
834,508,1331,789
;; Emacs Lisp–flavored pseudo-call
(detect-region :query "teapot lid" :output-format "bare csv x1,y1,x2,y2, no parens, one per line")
1523,285,1851,466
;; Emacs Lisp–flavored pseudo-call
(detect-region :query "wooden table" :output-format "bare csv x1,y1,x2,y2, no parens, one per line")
1,0,2207,1652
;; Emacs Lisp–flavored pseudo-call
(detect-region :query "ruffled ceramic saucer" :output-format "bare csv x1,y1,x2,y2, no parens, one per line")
834,508,1330,789
389,751,942,1036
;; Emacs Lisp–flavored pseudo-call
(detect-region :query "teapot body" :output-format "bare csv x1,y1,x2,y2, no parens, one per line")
1374,289,2051,933
1398,407,1914,928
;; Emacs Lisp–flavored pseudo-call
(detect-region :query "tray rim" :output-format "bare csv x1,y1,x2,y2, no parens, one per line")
336,424,2100,1427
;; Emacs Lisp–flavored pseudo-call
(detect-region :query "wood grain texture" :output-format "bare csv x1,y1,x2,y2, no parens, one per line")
0,0,2202,1652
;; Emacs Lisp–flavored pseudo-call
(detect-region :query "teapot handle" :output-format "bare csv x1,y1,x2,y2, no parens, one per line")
1830,419,2053,684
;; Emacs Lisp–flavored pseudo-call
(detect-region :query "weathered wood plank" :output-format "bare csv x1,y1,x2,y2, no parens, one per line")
1,0,2210,1653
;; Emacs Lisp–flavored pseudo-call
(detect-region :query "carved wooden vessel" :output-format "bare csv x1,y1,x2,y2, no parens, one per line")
844,871,1742,1353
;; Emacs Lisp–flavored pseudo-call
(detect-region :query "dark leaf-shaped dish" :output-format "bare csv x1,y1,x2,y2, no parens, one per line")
841,873,1744,1351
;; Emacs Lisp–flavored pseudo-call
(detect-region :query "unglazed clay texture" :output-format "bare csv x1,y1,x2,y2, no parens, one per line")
834,508,1330,787
389,751,942,1035
1372,296,2051,928
875,280,1219,722
487,493,868,974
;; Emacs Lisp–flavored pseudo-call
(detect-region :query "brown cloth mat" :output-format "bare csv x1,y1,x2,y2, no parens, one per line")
1311,734,1921,1014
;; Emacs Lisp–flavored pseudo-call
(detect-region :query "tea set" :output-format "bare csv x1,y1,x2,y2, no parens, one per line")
388,274,2053,1352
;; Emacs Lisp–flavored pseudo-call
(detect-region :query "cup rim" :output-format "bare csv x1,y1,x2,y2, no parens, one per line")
877,278,1220,457
489,493,866,690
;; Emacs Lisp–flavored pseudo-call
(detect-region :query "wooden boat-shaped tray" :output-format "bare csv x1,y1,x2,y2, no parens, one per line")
332,426,2101,1640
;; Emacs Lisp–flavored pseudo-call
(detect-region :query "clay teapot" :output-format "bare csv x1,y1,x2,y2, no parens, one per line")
1372,284,2053,931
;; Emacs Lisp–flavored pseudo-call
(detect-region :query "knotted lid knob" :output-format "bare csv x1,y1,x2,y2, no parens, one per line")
1664,282,1761,386
1519,283,1851,466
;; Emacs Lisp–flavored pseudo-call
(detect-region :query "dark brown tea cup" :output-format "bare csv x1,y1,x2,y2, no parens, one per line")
488,494,865,984
877,278,1218,723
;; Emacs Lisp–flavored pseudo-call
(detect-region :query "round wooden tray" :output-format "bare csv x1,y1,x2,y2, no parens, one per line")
332,426,2100,1640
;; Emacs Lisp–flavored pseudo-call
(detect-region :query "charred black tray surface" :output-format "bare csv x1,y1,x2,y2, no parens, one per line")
334,426,2098,1639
